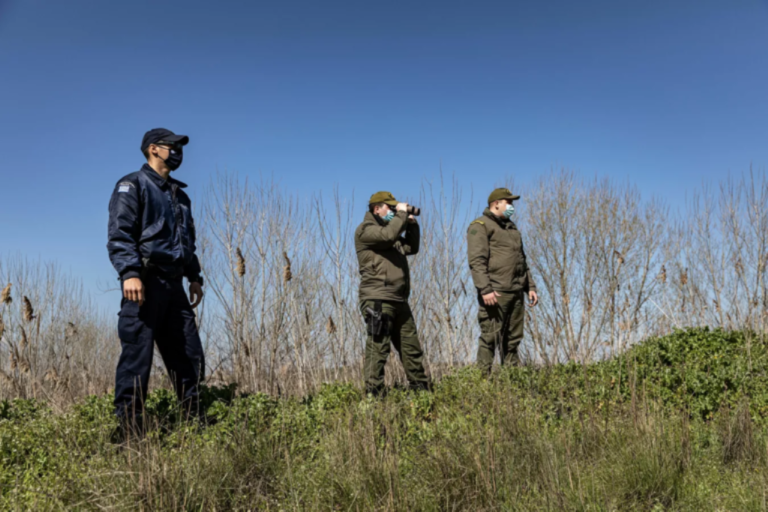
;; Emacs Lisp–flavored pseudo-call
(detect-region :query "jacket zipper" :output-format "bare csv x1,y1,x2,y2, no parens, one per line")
170,184,185,259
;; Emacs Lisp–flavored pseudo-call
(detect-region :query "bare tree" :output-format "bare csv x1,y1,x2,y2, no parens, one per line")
2,167,765,403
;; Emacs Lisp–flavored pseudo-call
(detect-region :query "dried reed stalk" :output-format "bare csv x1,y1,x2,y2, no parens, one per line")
0,370,13,386
1,283,11,305
236,247,246,277
44,367,60,383
283,251,293,283
22,296,35,322
19,327,28,350
325,316,336,335
65,322,77,341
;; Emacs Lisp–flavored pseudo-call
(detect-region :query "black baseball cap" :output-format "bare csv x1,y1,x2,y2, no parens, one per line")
140,128,189,153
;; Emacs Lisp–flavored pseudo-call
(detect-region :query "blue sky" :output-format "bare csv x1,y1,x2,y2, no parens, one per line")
1,0,766,308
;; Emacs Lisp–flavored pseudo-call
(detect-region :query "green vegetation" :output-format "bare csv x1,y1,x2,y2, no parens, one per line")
1,328,767,510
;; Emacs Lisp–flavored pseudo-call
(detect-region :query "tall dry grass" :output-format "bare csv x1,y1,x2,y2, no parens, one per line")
0,167,766,403
0,257,117,407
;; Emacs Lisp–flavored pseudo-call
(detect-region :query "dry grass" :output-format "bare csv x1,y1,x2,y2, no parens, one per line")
0,168,766,404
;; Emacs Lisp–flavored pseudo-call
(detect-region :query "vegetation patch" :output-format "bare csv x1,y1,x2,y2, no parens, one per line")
0,328,767,510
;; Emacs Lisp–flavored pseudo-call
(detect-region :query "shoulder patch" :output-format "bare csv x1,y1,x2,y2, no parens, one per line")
470,220,485,225
117,181,135,193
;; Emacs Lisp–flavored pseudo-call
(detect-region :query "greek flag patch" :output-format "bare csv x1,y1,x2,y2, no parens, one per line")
117,181,134,193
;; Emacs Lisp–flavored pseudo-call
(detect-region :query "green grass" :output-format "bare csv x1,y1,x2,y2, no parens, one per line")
1,327,767,510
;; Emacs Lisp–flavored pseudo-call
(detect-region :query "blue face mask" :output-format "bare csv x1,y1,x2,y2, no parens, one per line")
504,203,515,219
382,210,396,222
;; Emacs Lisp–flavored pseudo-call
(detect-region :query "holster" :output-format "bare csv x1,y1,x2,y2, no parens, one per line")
365,300,392,336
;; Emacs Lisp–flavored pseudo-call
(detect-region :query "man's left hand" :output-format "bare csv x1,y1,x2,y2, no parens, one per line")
407,214,417,224
189,282,204,308
528,290,538,307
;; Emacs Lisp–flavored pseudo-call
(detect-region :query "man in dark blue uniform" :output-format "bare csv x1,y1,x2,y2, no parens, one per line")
107,128,205,436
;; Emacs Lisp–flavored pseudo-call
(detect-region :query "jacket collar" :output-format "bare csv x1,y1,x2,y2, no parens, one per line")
483,207,514,229
140,163,188,189
364,210,386,226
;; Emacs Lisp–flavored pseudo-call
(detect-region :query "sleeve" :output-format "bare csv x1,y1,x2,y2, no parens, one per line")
357,211,408,248
107,181,142,280
522,239,536,292
400,221,420,255
467,222,493,296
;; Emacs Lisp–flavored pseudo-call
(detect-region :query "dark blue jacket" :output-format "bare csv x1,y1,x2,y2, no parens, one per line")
107,164,202,284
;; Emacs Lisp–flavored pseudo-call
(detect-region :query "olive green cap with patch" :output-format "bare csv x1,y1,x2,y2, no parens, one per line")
487,187,520,205
369,191,399,207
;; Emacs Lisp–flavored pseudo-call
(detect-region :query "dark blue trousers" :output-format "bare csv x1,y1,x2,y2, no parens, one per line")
114,274,205,421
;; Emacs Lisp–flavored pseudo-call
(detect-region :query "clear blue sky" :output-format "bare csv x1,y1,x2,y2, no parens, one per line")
1,0,766,307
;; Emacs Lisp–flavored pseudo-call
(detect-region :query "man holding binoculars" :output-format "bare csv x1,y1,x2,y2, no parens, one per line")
354,191,429,395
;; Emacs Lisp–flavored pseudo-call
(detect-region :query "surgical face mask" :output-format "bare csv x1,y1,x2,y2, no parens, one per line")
382,210,396,222
503,203,515,219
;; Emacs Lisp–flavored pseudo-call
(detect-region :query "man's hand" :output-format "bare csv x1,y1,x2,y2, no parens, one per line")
482,290,501,306
396,202,409,213
528,290,539,307
407,214,417,224
189,282,204,308
123,277,145,306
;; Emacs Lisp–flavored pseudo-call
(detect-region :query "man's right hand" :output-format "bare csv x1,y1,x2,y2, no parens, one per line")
482,290,501,306
396,202,409,213
123,277,145,306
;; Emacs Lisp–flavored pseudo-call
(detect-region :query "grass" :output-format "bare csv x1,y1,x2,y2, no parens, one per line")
1,327,767,510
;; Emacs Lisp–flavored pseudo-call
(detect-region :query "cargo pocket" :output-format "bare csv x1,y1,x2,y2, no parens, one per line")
117,300,142,344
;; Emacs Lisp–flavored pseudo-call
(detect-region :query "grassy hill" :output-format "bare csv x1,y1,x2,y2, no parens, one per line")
1,327,767,510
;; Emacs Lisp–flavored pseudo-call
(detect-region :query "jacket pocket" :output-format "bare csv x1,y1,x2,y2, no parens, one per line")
488,256,500,274
117,300,142,344
372,256,387,286
179,204,194,240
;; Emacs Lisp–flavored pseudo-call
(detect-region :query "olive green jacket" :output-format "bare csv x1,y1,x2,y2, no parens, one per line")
467,208,536,296
355,210,420,303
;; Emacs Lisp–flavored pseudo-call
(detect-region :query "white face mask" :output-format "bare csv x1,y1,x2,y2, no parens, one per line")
504,203,515,218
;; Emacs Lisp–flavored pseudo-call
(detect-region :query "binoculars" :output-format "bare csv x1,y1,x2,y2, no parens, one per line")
406,205,421,216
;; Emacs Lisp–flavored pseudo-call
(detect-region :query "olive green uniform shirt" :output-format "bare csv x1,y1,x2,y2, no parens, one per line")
466,208,536,296
355,210,420,303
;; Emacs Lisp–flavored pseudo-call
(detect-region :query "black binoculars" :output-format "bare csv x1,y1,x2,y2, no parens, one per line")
406,205,421,216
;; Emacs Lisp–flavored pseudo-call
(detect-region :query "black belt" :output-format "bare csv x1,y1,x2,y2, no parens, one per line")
141,258,184,280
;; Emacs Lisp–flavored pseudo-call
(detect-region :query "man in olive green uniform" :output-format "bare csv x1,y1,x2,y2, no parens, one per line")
355,191,429,395
467,188,539,374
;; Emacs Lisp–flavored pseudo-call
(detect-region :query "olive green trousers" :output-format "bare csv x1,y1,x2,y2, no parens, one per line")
361,300,429,395
476,290,525,374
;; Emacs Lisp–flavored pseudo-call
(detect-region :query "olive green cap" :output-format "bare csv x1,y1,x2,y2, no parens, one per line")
487,187,520,205
369,191,398,207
